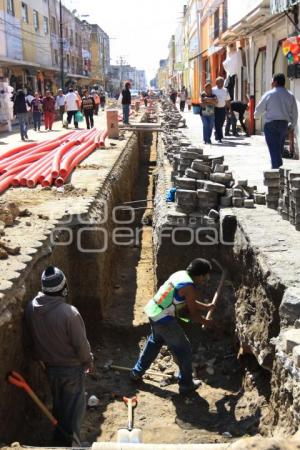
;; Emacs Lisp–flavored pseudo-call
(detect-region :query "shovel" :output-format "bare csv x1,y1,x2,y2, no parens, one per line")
117,396,143,443
7,371,81,446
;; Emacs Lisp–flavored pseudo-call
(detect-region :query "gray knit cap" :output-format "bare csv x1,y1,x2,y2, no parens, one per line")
41,266,67,294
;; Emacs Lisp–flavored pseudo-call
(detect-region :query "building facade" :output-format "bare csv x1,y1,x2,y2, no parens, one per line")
0,0,110,94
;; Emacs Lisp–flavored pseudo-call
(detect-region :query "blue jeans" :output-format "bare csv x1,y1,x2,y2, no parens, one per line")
46,366,86,446
17,112,28,139
123,104,130,124
264,120,288,169
33,111,41,130
214,107,226,140
201,114,215,143
133,319,193,387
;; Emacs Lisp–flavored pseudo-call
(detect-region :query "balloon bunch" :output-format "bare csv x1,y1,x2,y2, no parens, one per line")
282,36,300,63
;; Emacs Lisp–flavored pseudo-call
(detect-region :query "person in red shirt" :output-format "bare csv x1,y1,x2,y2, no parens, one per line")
43,91,56,131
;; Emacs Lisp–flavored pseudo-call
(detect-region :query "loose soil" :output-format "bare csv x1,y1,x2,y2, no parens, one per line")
17,134,271,447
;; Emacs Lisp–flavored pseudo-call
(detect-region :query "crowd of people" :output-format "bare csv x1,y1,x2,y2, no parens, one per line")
169,72,298,169
13,87,107,141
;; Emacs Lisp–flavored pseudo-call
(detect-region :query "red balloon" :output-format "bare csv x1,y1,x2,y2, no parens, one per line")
290,43,299,55
294,54,300,63
297,36,300,45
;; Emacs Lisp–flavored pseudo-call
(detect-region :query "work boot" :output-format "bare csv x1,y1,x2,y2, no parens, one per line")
179,379,201,395
130,370,143,382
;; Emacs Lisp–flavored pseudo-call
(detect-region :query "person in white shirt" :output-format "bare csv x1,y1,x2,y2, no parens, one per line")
64,88,80,129
212,77,231,143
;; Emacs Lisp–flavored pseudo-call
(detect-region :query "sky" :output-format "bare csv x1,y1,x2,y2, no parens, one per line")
63,0,185,84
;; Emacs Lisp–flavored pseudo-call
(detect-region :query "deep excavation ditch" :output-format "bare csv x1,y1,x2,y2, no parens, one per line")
1,127,297,447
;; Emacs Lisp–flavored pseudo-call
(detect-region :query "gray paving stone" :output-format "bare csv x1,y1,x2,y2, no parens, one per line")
204,181,226,194
175,177,197,190
280,287,300,325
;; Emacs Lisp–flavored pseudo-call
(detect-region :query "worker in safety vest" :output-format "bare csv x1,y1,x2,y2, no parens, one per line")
131,258,215,394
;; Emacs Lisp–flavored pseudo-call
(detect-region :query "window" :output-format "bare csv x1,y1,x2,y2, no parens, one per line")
21,2,28,23
71,56,75,73
54,49,58,65
214,8,220,40
65,27,68,39
43,16,48,34
33,10,39,32
51,16,56,34
222,0,228,33
7,0,14,15
70,29,74,46
66,54,70,68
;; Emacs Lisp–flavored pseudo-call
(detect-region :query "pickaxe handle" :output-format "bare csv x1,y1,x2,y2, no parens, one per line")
8,371,81,446
110,364,170,379
8,371,58,426
202,260,227,327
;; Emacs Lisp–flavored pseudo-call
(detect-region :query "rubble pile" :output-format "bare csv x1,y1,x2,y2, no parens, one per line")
160,99,187,129
0,200,28,258
161,105,265,223
264,168,300,231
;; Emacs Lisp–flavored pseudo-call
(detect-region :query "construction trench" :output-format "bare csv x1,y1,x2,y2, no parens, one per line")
0,104,300,449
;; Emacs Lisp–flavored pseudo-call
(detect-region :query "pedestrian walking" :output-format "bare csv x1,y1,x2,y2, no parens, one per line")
122,81,131,125
31,92,43,131
131,259,215,394
81,89,95,129
25,266,94,446
65,88,80,129
254,73,298,169
55,89,66,123
200,82,218,144
225,101,249,137
43,91,55,131
212,77,231,143
99,91,106,111
169,88,177,106
13,89,28,141
179,86,188,112
92,90,100,115
142,90,148,107
25,90,34,125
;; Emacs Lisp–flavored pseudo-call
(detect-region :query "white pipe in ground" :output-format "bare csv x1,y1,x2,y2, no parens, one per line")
92,443,230,450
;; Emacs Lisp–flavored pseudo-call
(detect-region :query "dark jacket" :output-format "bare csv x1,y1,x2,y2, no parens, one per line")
13,91,27,115
122,88,131,105
25,292,93,368
81,95,95,113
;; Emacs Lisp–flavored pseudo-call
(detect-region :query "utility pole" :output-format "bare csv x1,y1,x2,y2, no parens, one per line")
59,0,64,89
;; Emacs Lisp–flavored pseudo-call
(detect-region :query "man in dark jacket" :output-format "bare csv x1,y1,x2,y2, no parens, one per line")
121,81,131,125
25,266,93,446
13,89,28,140
225,100,249,136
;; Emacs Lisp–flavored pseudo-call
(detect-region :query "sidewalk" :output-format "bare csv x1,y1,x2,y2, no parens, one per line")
182,109,300,192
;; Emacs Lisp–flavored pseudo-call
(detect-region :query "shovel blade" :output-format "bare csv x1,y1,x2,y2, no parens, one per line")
117,427,143,443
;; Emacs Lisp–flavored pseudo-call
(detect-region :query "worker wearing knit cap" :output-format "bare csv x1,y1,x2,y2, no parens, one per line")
25,266,93,446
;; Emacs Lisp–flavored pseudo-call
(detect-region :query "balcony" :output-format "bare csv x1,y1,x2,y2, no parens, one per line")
271,0,300,14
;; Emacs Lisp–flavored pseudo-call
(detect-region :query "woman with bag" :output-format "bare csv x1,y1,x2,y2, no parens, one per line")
200,83,218,145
